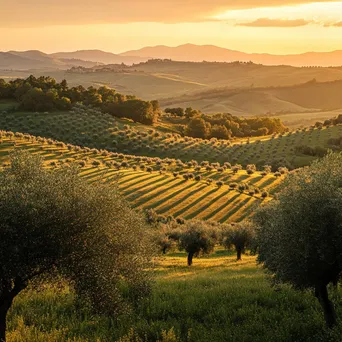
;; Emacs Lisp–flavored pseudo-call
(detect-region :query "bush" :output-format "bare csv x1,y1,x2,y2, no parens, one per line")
229,182,238,189
261,191,269,198
216,181,224,188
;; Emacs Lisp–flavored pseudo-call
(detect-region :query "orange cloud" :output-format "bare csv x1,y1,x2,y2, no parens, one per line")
0,0,339,26
238,18,311,27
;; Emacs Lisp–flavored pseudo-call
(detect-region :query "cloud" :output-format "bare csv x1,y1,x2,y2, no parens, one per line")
331,21,342,26
0,0,339,27
237,18,311,27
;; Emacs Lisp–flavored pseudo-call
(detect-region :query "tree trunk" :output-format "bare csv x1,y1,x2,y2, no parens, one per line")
0,294,14,342
332,274,339,291
0,305,8,342
315,284,337,328
187,252,194,266
236,247,242,261
0,278,28,342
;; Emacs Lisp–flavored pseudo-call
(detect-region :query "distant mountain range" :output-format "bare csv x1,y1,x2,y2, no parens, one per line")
1,44,342,70
0,50,104,70
120,44,342,67
50,50,147,65
0,50,147,70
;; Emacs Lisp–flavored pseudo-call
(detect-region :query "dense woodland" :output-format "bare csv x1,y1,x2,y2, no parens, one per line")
0,76,160,125
166,107,288,139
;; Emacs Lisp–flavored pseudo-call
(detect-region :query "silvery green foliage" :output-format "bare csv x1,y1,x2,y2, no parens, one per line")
221,222,256,260
179,220,218,265
0,151,152,318
255,151,342,289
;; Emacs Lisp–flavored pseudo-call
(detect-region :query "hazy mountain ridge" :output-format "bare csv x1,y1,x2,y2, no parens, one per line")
0,50,114,70
50,50,148,65
120,44,342,67
2,44,342,71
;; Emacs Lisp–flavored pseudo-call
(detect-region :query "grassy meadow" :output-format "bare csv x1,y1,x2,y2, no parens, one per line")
6,250,342,342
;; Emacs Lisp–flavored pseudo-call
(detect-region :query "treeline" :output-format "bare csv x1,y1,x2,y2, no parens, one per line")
0,76,160,125
166,107,287,139
295,145,327,157
314,114,342,128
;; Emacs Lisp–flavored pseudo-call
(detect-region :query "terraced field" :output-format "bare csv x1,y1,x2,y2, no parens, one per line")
0,132,282,223
1,107,342,169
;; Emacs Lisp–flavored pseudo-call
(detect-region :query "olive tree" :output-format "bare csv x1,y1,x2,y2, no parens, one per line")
254,151,342,328
0,151,152,342
179,221,217,266
153,223,180,255
221,222,256,260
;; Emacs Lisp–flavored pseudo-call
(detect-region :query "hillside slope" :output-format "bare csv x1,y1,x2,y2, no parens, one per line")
0,132,281,223
160,79,342,115
1,108,341,169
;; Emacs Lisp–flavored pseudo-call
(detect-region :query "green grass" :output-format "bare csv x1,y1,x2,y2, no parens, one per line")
6,250,342,341
0,134,280,223
1,107,341,169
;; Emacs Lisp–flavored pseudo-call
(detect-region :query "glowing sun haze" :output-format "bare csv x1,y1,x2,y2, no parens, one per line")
1,0,342,54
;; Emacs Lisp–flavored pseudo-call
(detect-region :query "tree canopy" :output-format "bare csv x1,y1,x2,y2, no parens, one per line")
179,221,217,266
254,151,342,328
176,111,288,139
221,222,256,260
0,151,153,342
0,76,160,125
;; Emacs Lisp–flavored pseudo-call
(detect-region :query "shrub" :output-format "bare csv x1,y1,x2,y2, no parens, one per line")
261,191,269,198
183,174,190,181
238,184,246,192
229,182,238,189
216,181,224,188
232,164,242,173
92,160,101,167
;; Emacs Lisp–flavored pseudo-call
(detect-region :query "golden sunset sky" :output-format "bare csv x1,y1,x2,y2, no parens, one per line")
2,0,342,54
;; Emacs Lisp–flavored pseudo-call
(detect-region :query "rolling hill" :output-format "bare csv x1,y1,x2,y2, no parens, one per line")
0,131,282,223
3,59,342,127
50,50,148,65
0,50,104,70
120,44,342,67
1,105,341,170
160,79,342,116
0,51,56,70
